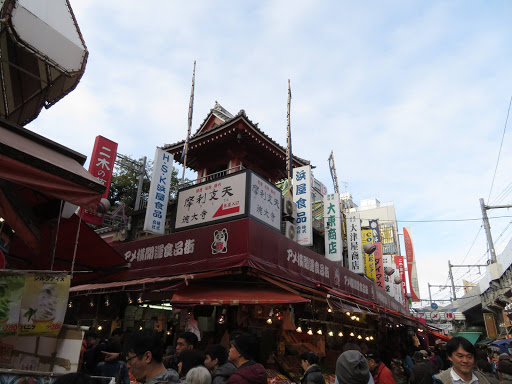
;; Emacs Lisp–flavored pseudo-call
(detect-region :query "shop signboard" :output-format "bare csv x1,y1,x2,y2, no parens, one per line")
346,213,363,274
369,219,381,242
293,166,313,246
394,256,408,307
484,313,498,339
362,229,376,281
373,242,385,290
175,171,247,230
19,274,70,336
382,255,394,297
81,136,118,225
0,274,25,336
248,172,281,231
404,227,421,302
143,148,174,234
323,193,342,263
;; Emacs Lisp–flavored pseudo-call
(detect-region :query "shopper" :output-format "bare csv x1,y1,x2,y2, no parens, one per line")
226,334,267,384
204,344,236,384
186,366,213,384
82,331,101,373
167,332,199,372
336,350,371,384
366,350,396,384
179,350,205,380
409,351,432,384
94,342,130,384
124,329,180,384
432,337,489,384
54,373,94,384
300,351,324,384
497,353,512,382
476,360,499,384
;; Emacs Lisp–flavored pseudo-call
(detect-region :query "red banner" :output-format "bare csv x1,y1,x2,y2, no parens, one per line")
394,255,408,307
403,227,420,301
81,136,118,225
373,243,385,290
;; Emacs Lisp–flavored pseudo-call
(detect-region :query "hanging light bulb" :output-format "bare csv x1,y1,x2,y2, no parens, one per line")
350,332,355,337
357,335,362,339
370,336,374,340
338,331,343,337
137,294,143,304
266,317,273,324
218,308,227,324
328,331,334,337
89,297,95,307
166,331,171,335
307,328,313,335
128,294,133,304
296,326,303,333
317,329,323,335
365,336,370,341
345,311,351,316
104,295,110,307
266,309,274,324
327,308,332,313
139,326,143,330
98,325,103,331
356,317,360,321
68,300,73,308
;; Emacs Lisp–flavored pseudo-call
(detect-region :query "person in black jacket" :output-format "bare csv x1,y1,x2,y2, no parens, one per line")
409,351,432,384
300,352,324,384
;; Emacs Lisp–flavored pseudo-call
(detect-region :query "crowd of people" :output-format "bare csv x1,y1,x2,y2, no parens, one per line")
70,330,512,384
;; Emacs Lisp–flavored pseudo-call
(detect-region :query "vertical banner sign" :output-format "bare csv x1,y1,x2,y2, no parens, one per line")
346,213,363,274
143,148,174,234
81,136,118,225
403,227,420,302
483,313,498,339
324,193,342,263
0,274,25,336
249,172,282,231
382,255,394,297
394,256,408,307
361,229,376,282
373,243,385,290
369,219,381,242
19,274,70,336
293,166,313,246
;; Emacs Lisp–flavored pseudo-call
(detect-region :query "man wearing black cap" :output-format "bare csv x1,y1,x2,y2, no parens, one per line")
226,334,267,384
365,350,396,384
410,351,432,384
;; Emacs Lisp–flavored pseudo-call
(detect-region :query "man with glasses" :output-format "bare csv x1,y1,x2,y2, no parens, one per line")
125,329,180,384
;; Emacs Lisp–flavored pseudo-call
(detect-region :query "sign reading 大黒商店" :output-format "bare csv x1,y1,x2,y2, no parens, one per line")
143,148,174,235
175,172,247,230
293,166,313,246
346,213,363,274
248,172,281,231
323,193,342,263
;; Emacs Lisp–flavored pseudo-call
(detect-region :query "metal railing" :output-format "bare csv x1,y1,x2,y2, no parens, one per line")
178,165,245,189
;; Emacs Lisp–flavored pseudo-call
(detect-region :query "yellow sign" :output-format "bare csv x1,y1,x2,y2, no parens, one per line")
361,229,376,282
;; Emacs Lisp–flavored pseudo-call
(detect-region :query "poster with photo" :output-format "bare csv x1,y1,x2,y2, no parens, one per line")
0,275,25,337
19,274,70,336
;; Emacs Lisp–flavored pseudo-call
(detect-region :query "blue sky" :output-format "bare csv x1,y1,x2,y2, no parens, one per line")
27,1,512,305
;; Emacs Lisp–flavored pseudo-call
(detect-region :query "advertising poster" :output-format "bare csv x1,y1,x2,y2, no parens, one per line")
19,274,70,336
361,229,376,282
0,275,25,336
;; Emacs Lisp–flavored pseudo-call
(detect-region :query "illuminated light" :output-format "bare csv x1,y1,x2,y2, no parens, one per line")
266,318,273,324
137,295,143,304
128,294,133,304
365,337,370,341
166,331,171,335
345,312,351,316
307,329,313,335
350,332,355,337
327,308,332,313
351,316,356,320
104,296,110,307
338,332,343,337
370,336,374,340
218,315,225,324
356,317,360,321
396,324,399,328
357,335,362,339
139,326,143,330
296,326,303,333
317,329,323,335
68,301,73,308
328,331,334,337
97,325,102,331
89,298,95,307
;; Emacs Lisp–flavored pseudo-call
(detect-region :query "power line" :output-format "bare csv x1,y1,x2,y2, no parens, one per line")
395,215,512,223
488,95,512,203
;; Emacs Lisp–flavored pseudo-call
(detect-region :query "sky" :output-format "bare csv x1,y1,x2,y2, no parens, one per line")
26,1,512,306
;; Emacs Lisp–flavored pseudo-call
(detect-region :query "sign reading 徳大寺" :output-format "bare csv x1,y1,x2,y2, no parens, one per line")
323,193,343,263
81,136,118,225
175,172,247,230
143,148,174,235
248,172,281,231
293,166,313,246
346,213,363,274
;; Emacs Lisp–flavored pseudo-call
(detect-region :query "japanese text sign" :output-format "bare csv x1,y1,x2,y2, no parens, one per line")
382,254,394,297
175,172,247,230
394,255,408,307
323,193,343,263
346,213,363,274
369,219,381,242
293,166,313,246
362,229,376,282
143,148,174,234
248,172,281,231
373,242,385,290
404,227,420,302
81,136,118,225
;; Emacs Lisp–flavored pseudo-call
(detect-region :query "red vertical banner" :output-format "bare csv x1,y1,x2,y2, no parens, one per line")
403,227,420,301
394,256,407,307
373,242,385,290
81,136,118,225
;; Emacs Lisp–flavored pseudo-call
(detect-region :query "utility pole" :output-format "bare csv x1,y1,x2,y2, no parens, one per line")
134,156,147,210
428,283,432,306
448,260,457,300
480,198,512,264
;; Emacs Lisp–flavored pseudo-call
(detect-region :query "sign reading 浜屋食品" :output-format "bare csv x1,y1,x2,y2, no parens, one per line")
248,172,281,231
175,172,247,230
323,193,342,264
346,213,363,274
293,166,312,246
143,148,174,235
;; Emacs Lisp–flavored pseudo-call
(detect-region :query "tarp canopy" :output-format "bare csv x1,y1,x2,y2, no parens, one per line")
170,283,310,305
457,331,481,345
430,331,451,342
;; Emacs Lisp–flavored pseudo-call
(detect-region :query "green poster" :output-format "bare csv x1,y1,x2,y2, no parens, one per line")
0,274,26,336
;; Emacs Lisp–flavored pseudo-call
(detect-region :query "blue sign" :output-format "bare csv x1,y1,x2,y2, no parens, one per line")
431,302,438,310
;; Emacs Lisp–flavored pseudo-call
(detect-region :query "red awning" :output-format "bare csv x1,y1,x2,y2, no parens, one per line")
170,283,310,305
430,331,451,342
